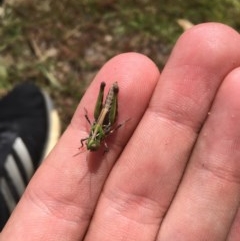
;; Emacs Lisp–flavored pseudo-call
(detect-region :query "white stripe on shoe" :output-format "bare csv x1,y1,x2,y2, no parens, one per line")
4,155,26,196
0,137,34,213
0,178,16,212
12,137,34,180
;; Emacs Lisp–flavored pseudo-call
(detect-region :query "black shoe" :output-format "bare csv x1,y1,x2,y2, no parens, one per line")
0,82,60,229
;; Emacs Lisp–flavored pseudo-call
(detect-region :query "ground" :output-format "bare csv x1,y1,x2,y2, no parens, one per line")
0,0,240,130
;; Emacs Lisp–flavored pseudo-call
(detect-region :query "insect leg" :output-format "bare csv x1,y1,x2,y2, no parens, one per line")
109,118,131,134
80,137,89,148
105,82,119,125
103,141,109,154
84,108,92,125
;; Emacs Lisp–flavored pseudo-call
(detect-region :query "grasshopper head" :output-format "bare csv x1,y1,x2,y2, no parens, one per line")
87,139,101,151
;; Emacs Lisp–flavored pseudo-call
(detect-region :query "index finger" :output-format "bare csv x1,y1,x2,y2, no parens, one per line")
1,53,159,241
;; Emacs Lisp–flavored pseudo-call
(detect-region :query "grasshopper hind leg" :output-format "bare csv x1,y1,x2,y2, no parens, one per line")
109,118,131,134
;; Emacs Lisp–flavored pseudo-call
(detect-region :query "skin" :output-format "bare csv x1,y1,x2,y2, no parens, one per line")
1,22,240,241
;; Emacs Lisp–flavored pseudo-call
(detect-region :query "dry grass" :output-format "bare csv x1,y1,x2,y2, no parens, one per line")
0,0,240,130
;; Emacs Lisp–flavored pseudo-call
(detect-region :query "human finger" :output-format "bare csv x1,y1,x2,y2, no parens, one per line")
84,23,240,241
159,67,240,241
0,53,159,241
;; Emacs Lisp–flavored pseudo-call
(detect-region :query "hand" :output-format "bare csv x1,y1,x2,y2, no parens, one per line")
2,23,240,241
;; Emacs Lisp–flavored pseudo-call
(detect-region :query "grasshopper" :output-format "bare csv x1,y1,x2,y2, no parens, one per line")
80,81,122,152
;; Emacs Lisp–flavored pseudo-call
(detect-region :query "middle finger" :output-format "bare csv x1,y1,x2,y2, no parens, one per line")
85,24,240,241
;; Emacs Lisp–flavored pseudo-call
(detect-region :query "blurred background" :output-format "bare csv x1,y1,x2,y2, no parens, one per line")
0,0,240,131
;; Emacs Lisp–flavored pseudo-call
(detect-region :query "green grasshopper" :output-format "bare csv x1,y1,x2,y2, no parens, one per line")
80,81,122,152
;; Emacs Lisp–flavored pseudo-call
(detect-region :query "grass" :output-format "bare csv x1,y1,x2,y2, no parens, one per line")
0,0,240,130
